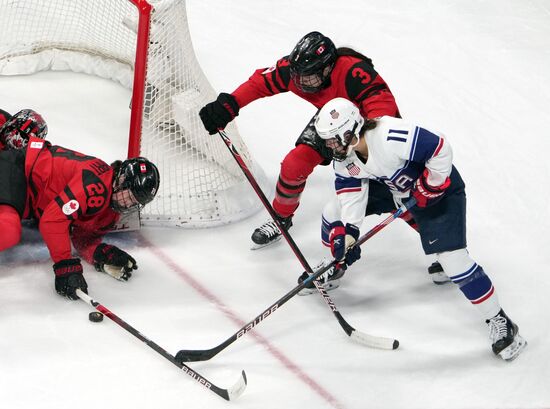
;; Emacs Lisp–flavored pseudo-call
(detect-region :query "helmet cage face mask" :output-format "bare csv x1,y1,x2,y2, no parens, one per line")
291,65,333,94
289,32,337,93
111,176,143,214
324,123,361,162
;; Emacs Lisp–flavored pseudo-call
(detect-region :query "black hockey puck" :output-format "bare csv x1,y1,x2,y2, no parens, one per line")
89,311,104,323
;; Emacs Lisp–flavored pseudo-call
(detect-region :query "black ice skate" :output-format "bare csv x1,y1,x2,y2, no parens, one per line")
250,216,293,250
297,259,346,296
486,309,527,361
428,261,450,284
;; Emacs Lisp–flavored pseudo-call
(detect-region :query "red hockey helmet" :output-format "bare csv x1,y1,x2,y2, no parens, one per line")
0,109,48,150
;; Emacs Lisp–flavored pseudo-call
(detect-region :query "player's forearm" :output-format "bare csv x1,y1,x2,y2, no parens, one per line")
71,229,103,264
39,219,73,263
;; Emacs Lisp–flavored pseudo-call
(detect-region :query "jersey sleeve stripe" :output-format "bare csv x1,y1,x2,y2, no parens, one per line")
355,83,386,104
261,76,275,95
408,126,420,162
54,195,75,220
410,126,442,163
432,137,444,158
336,187,362,195
270,69,287,93
335,176,362,190
63,186,83,218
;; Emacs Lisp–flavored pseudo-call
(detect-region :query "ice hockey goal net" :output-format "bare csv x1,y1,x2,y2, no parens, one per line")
0,0,268,228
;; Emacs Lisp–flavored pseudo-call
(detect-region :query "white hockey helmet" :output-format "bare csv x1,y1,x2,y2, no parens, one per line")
314,97,364,161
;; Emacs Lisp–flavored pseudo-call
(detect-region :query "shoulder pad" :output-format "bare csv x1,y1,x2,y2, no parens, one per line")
344,60,380,101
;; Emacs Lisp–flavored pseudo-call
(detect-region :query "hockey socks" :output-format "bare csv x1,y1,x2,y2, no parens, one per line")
437,248,500,320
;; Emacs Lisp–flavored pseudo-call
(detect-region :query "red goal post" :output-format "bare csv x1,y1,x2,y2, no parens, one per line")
0,0,269,228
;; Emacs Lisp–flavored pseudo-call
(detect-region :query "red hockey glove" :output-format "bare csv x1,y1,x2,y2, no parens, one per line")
329,222,361,268
198,93,239,135
412,169,451,208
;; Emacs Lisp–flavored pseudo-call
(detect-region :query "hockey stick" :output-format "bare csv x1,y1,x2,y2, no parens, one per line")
175,193,415,362
217,129,411,347
76,289,247,401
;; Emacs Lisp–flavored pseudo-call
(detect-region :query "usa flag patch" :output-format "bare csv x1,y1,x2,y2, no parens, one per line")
346,162,361,176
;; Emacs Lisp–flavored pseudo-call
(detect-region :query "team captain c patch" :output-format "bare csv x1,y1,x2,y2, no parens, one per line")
62,199,80,215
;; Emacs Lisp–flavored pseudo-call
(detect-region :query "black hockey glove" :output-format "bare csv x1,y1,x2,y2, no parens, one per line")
329,222,361,269
93,243,137,281
53,258,88,300
199,93,239,135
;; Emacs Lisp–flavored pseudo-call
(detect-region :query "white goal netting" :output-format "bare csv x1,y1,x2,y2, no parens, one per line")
0,0,269,228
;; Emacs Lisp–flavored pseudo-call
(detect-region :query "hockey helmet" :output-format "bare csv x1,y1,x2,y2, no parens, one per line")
289,31,337,93
0,109,48,150
315,97,364,161
111,157,160,214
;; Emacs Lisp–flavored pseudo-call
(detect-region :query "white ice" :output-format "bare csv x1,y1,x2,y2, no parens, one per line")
1,1,549,408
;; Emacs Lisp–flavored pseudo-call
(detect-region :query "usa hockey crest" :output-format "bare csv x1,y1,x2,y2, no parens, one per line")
346,162,361,176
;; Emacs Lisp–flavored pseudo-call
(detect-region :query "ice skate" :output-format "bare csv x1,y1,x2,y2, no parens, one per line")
297,259,346,295
486,309,527,361
250,216,292,250
428,261,450,284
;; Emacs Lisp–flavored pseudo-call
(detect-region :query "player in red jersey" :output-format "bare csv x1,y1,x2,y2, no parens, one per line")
0,134,160,300
0,108,10,129
198,31,402,248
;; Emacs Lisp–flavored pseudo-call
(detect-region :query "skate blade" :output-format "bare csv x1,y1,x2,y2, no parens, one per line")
429,271,451,285
298,279,340,296
250,235,282,250
499,335,527,361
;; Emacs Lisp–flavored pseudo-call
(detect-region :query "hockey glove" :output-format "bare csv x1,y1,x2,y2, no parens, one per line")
93,243,137,281
329,222,361,268
411,168,451,208
53,258,88,300
199,93,239,135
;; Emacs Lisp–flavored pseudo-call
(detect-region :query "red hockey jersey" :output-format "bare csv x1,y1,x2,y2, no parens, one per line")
0,108,11,151
232,55,399,119
24,137,119,264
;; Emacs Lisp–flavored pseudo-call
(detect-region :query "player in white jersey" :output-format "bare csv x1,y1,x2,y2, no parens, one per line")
302,97,526,361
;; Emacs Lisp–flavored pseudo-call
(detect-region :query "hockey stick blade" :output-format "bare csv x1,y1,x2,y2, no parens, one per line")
204,370,247,401
76,289,247,401
350,329,399,350
177,348,217,362
176,252,400,363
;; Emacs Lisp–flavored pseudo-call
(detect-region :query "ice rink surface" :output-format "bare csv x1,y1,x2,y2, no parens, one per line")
1,1,550,408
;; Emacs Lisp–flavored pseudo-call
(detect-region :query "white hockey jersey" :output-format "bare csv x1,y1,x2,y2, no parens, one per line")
333,116,453,227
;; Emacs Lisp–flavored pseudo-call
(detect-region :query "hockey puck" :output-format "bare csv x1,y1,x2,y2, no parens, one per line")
89,311,104,323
